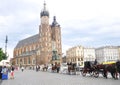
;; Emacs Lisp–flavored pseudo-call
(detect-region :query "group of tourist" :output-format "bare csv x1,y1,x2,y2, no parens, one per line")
0,66,15,80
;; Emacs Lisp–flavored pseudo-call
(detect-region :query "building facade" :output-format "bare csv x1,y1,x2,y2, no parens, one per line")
84,47,95,62
66,46,84,66
95,46,119,63
11,2,62,67
66,46,95,67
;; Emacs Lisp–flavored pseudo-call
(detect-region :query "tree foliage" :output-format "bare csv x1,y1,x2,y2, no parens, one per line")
0,48,7,61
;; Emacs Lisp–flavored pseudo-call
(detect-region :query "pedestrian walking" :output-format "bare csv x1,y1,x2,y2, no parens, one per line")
21,66,24,72
36,65,38,72
94,59,98,65
10,66,15,79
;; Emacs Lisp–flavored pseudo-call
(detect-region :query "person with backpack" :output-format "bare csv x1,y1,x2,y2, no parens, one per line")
1,66,8,80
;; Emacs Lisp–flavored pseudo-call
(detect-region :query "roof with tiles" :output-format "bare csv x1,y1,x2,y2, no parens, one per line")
15,34,39,49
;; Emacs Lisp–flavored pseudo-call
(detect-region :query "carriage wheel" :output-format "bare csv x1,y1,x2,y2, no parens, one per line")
101,71,104,77
93,71,99,78
89,72,94,76
81,70,86,76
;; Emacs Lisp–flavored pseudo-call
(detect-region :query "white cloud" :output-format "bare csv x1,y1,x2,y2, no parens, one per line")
62,44,71,55
0,0,120,59
0,15,14,27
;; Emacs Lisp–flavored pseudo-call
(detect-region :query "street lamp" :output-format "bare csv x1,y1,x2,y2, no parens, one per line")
33,50,37,66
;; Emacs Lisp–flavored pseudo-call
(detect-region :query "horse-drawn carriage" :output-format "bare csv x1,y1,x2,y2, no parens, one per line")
81,61,99,77
51,62,60,73
81,61,120,79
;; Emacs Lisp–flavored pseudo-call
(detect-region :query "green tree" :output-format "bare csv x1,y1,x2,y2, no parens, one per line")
0,48,7,61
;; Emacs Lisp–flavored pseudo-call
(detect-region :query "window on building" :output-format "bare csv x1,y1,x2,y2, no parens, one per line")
16,59,18,64
24,47,26,52
28,57,30,64
81,58,83,61
20,59,22,65
29,46,31,51
26,47,28,52
16,51,18,56
24,58,26,64
33,59,35,65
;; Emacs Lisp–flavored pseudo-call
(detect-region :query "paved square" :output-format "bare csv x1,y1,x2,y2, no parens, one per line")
1,69,120,85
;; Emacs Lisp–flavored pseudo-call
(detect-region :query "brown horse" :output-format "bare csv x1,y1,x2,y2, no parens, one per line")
67,62,76,75
42,65,48,71
103,61,120,79
52,63,60,73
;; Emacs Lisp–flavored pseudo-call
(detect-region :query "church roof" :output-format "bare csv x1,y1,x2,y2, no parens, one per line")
15,34,39,49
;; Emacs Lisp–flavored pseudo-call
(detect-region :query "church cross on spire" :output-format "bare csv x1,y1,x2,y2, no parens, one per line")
44,0,46,11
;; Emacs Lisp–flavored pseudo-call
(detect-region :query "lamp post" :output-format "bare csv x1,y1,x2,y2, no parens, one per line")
34,50,37,66
5,35,8,59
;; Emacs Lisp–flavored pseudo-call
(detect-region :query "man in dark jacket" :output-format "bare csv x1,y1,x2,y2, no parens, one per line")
94,59,98,65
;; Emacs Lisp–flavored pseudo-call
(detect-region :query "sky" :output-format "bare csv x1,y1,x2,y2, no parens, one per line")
0,0,120,60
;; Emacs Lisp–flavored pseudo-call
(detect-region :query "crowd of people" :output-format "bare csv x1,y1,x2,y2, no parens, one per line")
0,66,15,80
0,65,43,80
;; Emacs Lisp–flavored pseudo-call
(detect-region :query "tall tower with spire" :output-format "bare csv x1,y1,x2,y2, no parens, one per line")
39,2,52,64
39,2,62,64
40,1,49,25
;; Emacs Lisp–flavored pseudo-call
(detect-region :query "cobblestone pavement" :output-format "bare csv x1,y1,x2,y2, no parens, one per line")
1,69,120,85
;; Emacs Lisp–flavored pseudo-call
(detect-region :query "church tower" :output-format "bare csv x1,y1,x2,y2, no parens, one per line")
39,2,62,64
51,16,62,63
39,2,52,64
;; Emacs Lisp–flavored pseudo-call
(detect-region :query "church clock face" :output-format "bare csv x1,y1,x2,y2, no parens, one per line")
41,16,49,24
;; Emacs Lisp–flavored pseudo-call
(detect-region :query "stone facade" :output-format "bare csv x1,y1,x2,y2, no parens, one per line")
95,46,120,63
11,2,62,67
66,45,95,67
66,46,84,66
84,47,95,61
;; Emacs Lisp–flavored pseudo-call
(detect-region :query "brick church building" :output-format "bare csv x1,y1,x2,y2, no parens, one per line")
11,2,62,67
